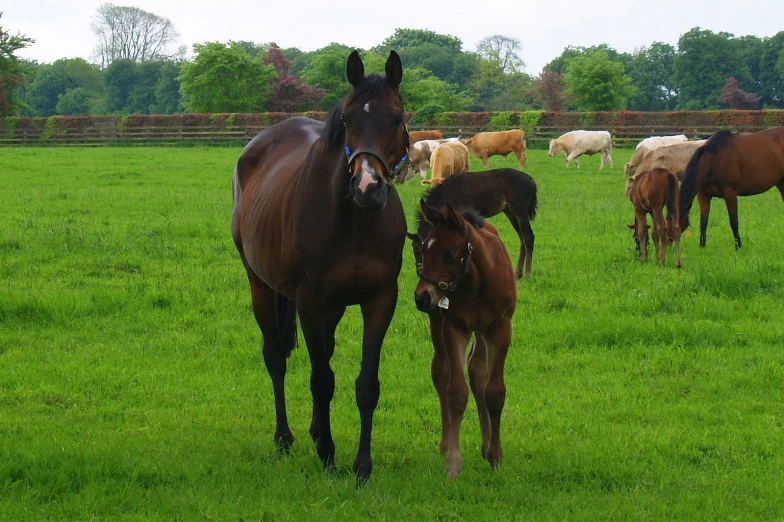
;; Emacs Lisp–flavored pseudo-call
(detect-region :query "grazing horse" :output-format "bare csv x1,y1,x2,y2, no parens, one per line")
231,51,408,484
413,201,517,478
627,168,682,268
679,127,784,249
408,169,538,278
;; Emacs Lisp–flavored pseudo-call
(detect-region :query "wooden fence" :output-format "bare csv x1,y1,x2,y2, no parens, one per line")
0,122,777,148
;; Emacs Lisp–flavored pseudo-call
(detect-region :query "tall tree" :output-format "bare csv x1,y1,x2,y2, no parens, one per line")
374,28,463,54
152,61,183,113
263,44,325,112
23,58,103,116
717,77,761,109
0,12,34,116
758,32,784,108
626,42,678,111
673,27,752,109
300,44,354,111
92,3,182,68
536,71,571,111
476,35,524,73
401,67,471,111
178,42,276,113
102,58,137,113
564,51,634,111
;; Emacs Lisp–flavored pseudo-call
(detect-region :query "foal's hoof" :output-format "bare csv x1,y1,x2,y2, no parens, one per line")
274,431,295,454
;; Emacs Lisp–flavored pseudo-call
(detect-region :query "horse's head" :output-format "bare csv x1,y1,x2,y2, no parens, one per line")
414,201,473,313
341,50,408,209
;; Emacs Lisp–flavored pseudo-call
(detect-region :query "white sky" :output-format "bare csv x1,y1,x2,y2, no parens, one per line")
5,0,784,74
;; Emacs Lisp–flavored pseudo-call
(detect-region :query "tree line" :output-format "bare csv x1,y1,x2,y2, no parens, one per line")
2,6,784,119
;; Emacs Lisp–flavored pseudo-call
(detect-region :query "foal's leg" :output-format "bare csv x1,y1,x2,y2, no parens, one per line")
429,315,450,456
248,272,294,451
353,282,399,484
723,189,742,249
651,206,667,265
503,209,526,279
467,334,491,459
481,318,512,468
697,191,712,248
442,320,472,479
635,210,648,263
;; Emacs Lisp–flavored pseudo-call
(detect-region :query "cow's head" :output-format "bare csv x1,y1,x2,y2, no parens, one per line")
548,139,562,157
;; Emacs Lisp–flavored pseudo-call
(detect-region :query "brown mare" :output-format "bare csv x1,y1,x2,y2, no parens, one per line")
408,169,537,278
627,168,682,268
413,201,517,478
679,127,784,248
231,51,408,484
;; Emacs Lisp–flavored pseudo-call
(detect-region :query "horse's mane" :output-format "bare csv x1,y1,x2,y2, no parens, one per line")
680,130,735,216
322,73,403,152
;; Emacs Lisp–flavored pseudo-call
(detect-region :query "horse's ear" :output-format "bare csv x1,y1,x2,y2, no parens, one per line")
444,203,463,229
419,199,440,224
407,232,419,242
385,51,403,88
346,50,365,86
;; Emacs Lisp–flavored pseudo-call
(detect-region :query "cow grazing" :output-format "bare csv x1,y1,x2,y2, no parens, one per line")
548,130,613,169
462,130,527,169
423,141,470,187
624,135,688,176
624,140,706,197
409,130,444,144
397,138,462,184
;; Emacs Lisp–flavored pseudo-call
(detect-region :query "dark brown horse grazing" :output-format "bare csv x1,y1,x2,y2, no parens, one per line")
627,167,682,268
413,201,517,479
231,51,408,484
407,169,537,278
679,127,784,248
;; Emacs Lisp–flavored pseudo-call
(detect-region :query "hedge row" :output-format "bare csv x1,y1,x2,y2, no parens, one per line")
3,110,783,141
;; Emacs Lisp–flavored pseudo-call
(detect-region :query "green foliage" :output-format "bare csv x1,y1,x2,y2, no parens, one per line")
673,28,754,110
0,12,34,116
489,111,513,128
178,42,277,113
564,51,634,111
55,87,97,116
374,28,463,54
152,61,183,114
757,32,784,108
101,59,138,114
40,115,55,141
518,110,542,127
300,44,354,111
579,112,596,127
407,103,445,127
626,42,678,111
401,67,471,112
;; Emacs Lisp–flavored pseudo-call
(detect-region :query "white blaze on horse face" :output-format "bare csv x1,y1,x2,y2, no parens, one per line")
356,158,379,194
427,238,436,250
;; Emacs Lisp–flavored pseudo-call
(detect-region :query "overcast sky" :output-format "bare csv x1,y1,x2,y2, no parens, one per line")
6,0,784,74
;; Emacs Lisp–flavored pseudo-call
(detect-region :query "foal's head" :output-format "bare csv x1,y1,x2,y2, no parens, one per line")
334,50,408,209
413,201,479,313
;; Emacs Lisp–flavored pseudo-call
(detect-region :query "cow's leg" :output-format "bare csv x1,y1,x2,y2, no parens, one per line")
481,155,491,168
697,191,712,248
481,318,512,468
723,189,742,249
514,149,526,169
442,320,472,479
599,152,605,170
467,334,491,459
606,150,614,169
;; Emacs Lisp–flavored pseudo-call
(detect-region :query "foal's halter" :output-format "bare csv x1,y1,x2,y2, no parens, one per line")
418,224,473,292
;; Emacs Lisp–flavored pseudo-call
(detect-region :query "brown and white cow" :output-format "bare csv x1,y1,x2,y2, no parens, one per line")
462,129,527,169
422,141,470,187
548,130,613,169
409,130,444,144
624,140,706,197
624,135,688,176
398,138,461,183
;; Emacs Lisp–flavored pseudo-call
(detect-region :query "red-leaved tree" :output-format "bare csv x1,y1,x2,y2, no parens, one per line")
718,77,761,110
536,71,572,112
263,44,326,112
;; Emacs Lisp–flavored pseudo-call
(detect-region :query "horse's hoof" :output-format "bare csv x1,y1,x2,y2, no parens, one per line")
353,457,372,486
274,431,295,454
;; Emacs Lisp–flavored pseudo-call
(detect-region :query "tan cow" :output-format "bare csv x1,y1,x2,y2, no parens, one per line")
409,130,443,144
624,140,706,197
624,135,688,176
399,138,461,183
548,130,613,169
462,129,527,169
423,141,470,187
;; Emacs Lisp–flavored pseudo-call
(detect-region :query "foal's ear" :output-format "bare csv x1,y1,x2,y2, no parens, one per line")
419,199,440,224
444,203,463,229
385,51,403,88
346,50,365,86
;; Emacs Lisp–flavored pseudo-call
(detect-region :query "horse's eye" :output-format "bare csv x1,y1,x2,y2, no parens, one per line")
392,115,403,126
443,249,457,263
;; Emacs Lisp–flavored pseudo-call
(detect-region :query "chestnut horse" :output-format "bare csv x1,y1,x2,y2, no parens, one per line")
413,201,517,478
231,51,408,483
627,168,682,268
679,127,784,249
408,168,538,278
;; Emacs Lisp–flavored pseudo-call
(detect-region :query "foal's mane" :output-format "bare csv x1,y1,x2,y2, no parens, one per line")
322,73,404,152
414,205,485,233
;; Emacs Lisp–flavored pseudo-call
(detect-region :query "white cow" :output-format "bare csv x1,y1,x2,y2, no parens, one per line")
624,135,689,176
549,130,613,169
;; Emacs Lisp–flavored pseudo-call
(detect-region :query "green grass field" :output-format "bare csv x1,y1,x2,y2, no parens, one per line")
1,146,783,521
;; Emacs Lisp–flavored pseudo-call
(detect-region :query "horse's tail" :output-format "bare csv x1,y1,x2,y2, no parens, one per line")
277,293,298,356
528,176,538,221
679,145,709,228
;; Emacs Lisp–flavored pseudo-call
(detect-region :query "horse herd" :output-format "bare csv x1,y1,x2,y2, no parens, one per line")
231,50,784,484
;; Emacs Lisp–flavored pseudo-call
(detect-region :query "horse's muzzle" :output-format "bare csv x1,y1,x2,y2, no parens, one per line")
414,289,436,313
350,173,388,209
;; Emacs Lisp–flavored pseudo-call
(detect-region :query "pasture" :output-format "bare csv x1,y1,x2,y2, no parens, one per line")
1,146,783,521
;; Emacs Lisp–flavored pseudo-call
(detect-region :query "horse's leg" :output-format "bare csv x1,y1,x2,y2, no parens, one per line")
308,306,345,454
296,291,337,470
442,320,472,479
429,314,450,456
697,191,712,248
248,272,294,452
482,318,512,468
723,189,742,249
674,221,682,269
652,206,667,265
467,334,491,459
354,282,398,484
